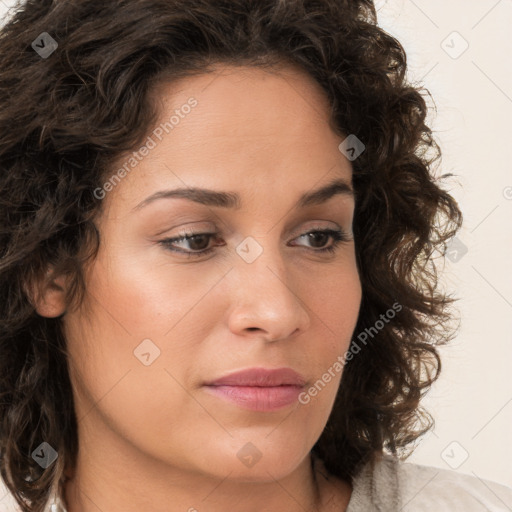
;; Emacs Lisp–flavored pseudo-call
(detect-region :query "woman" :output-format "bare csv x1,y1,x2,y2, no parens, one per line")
0,0,511,511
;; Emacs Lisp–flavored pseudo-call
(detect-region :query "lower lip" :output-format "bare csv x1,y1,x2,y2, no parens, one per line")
203,385,303,412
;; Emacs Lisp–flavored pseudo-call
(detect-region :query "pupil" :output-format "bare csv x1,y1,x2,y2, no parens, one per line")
309,232,327,248
190,234,208,250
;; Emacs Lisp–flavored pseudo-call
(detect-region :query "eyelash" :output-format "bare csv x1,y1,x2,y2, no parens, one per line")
158,228,350,258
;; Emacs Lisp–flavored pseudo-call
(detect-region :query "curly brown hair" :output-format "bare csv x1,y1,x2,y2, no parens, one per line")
0,0,462,510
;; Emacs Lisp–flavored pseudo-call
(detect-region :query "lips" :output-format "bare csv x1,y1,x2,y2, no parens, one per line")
202,367,308,411
204,367,307,387
203,367,307,412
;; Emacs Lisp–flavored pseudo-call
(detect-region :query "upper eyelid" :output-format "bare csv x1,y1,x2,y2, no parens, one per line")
168,218,350,236
166,226,351,246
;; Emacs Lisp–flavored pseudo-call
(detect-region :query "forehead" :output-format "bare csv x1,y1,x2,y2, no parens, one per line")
153,61,332,118
101,63,353,215
147,62,340,150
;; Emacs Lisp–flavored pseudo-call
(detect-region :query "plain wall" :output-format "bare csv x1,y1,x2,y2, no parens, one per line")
372,0,512,488
1,0,511,489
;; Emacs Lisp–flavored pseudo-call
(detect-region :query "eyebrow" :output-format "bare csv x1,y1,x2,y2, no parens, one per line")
131,177,354,212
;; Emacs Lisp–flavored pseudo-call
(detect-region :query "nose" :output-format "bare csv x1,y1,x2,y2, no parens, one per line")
227,244,311,343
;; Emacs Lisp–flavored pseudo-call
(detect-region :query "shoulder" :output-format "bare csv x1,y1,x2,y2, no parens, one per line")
395,458,512,511
347,453,512,511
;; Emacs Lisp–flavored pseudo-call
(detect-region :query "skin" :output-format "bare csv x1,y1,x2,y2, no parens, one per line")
34,63,362,512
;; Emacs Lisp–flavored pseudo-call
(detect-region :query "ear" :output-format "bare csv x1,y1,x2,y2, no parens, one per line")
25,269,69,318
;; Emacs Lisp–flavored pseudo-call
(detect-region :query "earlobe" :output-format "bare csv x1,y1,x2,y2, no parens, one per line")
25,271,68,318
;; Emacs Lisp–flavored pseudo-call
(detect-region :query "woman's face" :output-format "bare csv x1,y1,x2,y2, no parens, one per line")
61,64,362,486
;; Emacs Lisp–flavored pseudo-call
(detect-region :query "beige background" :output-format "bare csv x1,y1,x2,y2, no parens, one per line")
372,0,512,489
1,0,511,490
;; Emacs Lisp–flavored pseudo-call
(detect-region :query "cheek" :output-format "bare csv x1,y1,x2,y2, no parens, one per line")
62,248,203,424
326,272,362,351
304,254,362,344
63,288,202,457
82,236,212,339
288,260,361,411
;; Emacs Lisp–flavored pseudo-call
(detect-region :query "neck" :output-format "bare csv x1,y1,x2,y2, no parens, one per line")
60,451,350,512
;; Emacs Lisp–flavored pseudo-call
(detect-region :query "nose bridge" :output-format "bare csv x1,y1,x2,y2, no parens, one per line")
235,233,287,287
228,233,310,339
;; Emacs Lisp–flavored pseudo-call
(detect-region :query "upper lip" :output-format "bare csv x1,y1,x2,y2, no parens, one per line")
204,367,307,387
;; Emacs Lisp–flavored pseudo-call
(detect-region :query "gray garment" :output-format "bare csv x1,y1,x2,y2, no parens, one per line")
347,454,512,511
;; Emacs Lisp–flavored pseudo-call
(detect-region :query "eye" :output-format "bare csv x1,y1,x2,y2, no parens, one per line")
159,232,220,258
158,228,350,258
292,229,350,254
